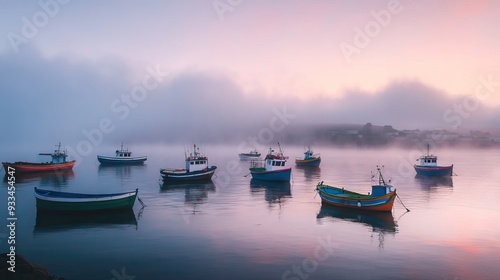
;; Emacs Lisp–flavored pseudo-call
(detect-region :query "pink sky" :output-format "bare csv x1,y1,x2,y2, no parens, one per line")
1,0,499,103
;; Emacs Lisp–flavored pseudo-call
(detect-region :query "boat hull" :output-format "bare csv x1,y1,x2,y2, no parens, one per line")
160,166,217,182
316,184,396,212
2,161,76,173
414,164,453,176
295,157,321,166
250,167,291,181
97,155,147,165
34,188,138,212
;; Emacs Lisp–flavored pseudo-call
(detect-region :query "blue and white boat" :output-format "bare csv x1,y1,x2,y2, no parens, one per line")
160,144,217,182
97,143,147,165
295,146,321,166
414,144,453,176
249,144,291,182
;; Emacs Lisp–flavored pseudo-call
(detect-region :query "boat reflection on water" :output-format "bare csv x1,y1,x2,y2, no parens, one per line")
414,174,453,190
98,164,147,180
316,205,398,248
160,181,216,215
5,169,75,187
250,178,292,208
34,208,138,235
294,166,321,182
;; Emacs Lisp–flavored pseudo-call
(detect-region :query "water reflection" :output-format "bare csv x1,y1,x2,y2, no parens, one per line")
316,205,397,248
294,166,321,182
34,209,138,235
249,179,292,208
98,164,147,180
160,181,216,214
4,170,75,187
414,174,454,190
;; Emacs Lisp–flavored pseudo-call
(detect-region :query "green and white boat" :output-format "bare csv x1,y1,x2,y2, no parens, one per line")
34,187,138,212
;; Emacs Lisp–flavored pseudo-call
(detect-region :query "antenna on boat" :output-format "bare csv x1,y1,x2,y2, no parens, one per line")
426,143,430,156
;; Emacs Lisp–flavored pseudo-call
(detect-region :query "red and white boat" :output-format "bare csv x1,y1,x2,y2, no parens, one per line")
2,143,76,173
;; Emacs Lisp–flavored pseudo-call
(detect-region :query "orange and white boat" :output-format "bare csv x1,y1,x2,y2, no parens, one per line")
2,143,76,173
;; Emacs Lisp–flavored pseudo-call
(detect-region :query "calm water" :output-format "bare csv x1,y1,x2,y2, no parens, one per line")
1,144,500,280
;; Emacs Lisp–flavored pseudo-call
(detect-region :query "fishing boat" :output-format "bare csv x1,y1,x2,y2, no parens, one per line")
160,144,217,182
239,149,261,160
34,187,138,212
249,143,291,181
2,143,75,173
414,144,453,176
295,146,321,166
315,166,397,212
97,143,147,165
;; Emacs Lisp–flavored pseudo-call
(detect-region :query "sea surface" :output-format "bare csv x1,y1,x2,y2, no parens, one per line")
1,144,500,280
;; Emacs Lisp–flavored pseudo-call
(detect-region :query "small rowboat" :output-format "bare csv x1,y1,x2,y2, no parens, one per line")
2,142,75,173
316,167,396,212
34,187,138,212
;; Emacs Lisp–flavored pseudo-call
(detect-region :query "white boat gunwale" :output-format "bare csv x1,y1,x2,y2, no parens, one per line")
34,188,138,203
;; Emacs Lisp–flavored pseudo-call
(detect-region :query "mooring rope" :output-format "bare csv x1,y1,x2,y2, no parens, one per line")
396,194,410,212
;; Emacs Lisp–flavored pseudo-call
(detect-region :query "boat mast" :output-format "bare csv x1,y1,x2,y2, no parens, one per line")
377,165,387,186
277,142,284,156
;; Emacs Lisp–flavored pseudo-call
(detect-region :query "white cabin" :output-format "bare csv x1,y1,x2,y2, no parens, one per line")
417,155,438,167
416,144,438,167
115,143,132,158
264,147,288,171
185,145,209,172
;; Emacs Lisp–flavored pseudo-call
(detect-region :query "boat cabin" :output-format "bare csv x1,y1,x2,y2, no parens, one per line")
39,143,69,163
185,145,209,172
371,184,393,196
264,147,288,171
417,155,438,167
416,144,439,167
371,166,394,196
115,150,132,157
302,146,319,160
115,143,133,158
50,152,68,164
